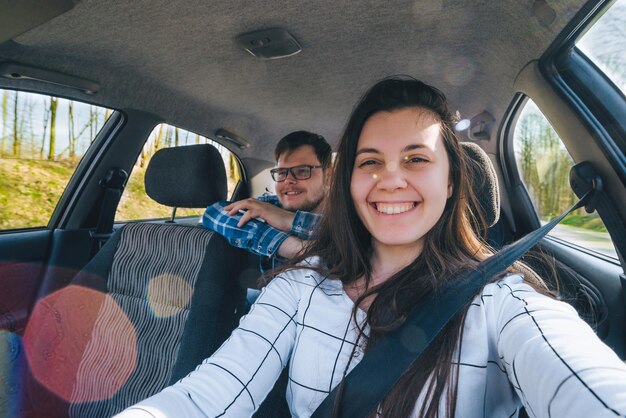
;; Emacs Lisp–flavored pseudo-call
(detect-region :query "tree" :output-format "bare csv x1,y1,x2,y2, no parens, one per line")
48,97,58,160
12,92,19,157
41,97,51,159
1,90,7,157
90,105,98,142
67,101,91,160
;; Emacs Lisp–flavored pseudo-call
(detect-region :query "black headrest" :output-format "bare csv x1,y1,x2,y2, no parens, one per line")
461,142,500,227
145,144,227,208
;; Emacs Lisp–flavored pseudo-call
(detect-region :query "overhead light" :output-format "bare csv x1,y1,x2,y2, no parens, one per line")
0,62,99,94
236,28,302,60
215,128,249,150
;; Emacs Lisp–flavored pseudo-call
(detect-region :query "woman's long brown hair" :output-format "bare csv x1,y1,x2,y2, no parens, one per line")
271,77,549,417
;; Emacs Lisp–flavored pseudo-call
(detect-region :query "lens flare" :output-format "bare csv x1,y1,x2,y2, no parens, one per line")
23,285,137,403
444,56,476,87
455,119,471,132
147,274,193,318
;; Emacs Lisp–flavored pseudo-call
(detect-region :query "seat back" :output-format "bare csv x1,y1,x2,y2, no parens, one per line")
22,144,245,417
461,142,513,248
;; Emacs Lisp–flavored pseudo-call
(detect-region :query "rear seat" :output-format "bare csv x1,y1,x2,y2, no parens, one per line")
19,144,247,417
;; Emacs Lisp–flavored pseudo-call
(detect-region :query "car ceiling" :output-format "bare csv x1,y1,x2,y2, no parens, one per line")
0,0,588,162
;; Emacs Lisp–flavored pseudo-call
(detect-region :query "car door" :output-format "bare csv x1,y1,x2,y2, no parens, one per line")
502,0,626,357
0,90,122,337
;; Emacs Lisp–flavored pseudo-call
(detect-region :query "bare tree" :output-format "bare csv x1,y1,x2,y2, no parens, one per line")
48,97,58,160
12,91,19,157
90,105,98,142
1,90,8,157
41,97,51,159
67,101,96,160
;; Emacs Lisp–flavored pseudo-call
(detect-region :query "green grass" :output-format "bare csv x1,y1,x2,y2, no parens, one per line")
0,158,74,229
0,158,202,230
115,168,202,221
560,213,608,232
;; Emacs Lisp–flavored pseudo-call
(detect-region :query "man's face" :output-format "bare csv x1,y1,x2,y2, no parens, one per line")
274,145,327,212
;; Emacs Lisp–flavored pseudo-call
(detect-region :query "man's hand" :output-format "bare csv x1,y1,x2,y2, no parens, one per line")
224,198,296,231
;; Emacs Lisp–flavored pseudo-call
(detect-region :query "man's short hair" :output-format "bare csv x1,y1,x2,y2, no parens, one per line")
274,131,332,170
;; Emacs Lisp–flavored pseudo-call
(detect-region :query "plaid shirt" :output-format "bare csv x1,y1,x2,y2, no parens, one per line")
202,194,321,271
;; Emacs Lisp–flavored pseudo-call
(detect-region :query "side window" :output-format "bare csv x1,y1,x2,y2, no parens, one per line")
115,124,241,222
0,89,111,231
576,0,626,94
513,99,617,259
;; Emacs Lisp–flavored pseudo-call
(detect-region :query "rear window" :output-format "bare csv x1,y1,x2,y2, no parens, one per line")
115,124,241,222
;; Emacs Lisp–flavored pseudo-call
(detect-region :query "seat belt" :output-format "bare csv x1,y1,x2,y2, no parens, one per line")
90,168,128,250
311,162,602,418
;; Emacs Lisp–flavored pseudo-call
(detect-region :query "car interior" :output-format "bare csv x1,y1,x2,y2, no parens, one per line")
0,0,625,417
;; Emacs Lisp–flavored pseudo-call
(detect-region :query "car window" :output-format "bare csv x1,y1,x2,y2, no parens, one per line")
576,0,626,95
115,124,241,222
513,99,617,259
0,88,111,231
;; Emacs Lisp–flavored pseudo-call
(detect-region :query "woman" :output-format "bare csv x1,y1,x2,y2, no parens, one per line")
116,78,626,417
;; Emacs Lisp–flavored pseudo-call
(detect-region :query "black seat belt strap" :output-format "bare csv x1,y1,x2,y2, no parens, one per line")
311,163,601,418
91,168,128,248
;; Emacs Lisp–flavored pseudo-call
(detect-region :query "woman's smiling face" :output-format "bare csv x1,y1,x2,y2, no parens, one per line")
350,107,452,257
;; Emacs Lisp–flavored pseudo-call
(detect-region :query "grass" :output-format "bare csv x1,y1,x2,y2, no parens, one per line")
116,168,202,221
560,213,608,232
0,158,74,229
0,158,202,230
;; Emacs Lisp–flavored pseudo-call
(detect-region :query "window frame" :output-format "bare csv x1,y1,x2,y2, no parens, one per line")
501,0,626,263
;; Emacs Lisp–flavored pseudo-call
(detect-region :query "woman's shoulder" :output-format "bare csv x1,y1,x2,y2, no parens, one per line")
476,273,578,317
271,256,341,292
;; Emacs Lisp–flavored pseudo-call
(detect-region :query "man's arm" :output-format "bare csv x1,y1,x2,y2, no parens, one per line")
223,198,295,231
202,201,289,257
290,211,322,240
205,196,323,259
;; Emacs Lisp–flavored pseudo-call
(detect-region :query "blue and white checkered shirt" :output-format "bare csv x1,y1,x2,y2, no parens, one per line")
202,194,321,271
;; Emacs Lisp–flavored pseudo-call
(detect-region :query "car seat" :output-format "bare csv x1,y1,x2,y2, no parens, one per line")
19,144,247,417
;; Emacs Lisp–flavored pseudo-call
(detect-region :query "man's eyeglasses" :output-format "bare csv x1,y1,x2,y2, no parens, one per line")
270,164,322,182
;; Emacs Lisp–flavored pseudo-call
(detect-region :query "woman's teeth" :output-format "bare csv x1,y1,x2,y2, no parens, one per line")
375,202,415,214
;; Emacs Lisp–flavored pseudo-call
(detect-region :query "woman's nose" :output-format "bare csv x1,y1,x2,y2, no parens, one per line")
375,161,407,190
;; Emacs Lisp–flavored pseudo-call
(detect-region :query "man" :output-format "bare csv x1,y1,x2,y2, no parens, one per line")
203,130,331,272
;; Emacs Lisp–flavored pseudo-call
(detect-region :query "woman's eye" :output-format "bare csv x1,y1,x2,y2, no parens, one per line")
357,159,380,168
404,156,428,165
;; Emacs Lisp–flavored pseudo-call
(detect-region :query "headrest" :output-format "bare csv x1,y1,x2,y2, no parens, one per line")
145,144,227,208
460,142,500,227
